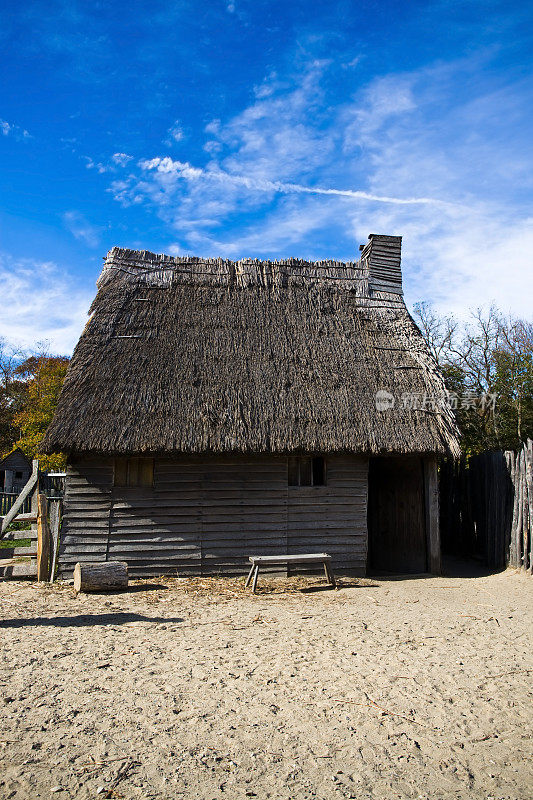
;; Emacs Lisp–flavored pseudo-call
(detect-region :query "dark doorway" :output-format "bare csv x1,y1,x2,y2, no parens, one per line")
367,456,427,573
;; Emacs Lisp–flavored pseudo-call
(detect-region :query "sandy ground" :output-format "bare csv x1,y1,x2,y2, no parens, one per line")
0,564,531,800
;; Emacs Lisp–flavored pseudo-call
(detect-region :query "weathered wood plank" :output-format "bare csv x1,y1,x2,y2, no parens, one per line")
36,494,50,582
424,456,440,574
59,454,370,577
1,459,39,536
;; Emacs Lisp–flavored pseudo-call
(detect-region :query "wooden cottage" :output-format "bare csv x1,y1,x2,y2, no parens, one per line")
0,448,32,495
42,234,460,578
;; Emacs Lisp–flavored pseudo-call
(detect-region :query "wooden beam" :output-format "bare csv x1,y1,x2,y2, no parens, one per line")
36,494,50,582
49,499,61,582
424,456,441,574
1,459,39,537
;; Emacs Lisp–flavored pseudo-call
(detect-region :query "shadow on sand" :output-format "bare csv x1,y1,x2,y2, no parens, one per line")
0,612,184,629
367,556,507,582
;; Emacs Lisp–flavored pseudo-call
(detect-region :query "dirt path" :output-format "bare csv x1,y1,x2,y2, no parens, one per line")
0,567,531,799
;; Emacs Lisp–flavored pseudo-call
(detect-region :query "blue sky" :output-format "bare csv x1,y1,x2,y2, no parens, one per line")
1,0,532,353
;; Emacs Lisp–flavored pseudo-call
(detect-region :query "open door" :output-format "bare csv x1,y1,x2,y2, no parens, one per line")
368,456,427,574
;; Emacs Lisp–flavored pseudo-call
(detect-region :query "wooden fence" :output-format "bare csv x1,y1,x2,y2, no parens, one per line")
440,439,532,572
0,492,32,517
0,461,63,581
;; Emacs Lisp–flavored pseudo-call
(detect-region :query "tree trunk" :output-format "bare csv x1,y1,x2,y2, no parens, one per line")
73,561,128,593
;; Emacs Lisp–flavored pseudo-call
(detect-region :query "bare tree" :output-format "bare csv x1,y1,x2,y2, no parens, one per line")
0,338,26,391
496,317,533,441
412,301,459,367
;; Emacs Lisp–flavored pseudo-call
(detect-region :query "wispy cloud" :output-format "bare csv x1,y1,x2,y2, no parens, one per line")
0,253,92,352
1,118,31,140
84,156,109,173
104,52,532,317
63,211,101,247
164,120,184,146
138,156,450,206
112,152,133,166
85,152,134,173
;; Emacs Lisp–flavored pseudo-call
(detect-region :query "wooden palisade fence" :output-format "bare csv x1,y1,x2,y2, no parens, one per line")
441,439,532,572
0,460,62,581
506,439,533,572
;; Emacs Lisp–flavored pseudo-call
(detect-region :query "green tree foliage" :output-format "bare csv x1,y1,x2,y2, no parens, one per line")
413,304,533,454
493,321,533,448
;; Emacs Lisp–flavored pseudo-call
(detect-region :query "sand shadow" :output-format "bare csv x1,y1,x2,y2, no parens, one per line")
366,556,508,582
298,584,336,593
0,612,184,628
441,555,507,579
299,579,363,592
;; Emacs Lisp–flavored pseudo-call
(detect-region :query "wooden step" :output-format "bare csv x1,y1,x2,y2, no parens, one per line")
12,530,37,540
14,545,37,556
0,557,36,578
8,562,37,578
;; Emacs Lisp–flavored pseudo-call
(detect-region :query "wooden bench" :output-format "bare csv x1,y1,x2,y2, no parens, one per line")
245,553,336,594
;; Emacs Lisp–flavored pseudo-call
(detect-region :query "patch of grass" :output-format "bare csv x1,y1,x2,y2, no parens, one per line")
5,521,32,532
0,538,32,549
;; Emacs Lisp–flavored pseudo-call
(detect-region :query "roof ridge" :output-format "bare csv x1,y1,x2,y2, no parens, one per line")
104,246,359,270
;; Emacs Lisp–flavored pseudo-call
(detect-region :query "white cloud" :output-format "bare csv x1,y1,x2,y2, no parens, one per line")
105,53,532,317
1,118,31,140
0,253,92,353
164,120,184,146
85,153,134,173
112,152,133,166
346,74,416,143
63,211,101,247
84,156,109,173
136,155,446,206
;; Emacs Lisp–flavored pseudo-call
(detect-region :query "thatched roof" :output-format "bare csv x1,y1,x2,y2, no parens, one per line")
42,235,460,457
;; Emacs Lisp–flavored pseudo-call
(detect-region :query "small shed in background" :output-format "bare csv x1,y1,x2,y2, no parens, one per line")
0,448,32,495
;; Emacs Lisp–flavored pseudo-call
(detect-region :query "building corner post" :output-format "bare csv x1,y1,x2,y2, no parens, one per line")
424,456,441,574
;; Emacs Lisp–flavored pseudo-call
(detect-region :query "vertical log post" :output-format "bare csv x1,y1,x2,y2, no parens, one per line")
511,452,516,567
48,499,61,582
525,439,533,575
30,464,40,578
424,456,441,574
517,450,524,569
36,493,50,582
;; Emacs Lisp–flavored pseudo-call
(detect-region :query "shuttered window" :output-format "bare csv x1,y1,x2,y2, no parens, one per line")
288,456,326,487
114,457,154,488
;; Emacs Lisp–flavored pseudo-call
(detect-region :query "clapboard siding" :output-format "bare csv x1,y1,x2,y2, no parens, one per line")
288,455,368,575
58,458,113,571
197,456,287,575
108,456,201,576
59,454,369,577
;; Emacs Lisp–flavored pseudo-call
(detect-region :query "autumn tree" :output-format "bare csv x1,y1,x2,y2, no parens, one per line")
12,353,69,471
0,338,27,455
